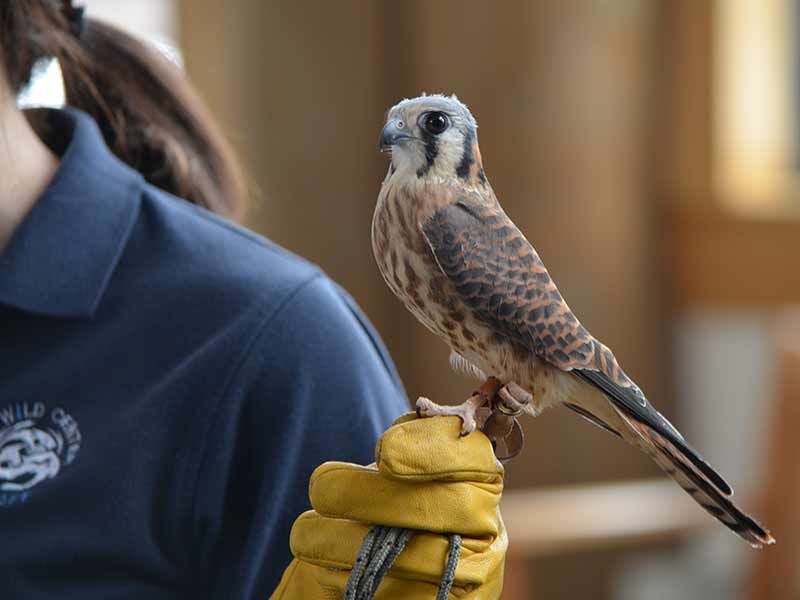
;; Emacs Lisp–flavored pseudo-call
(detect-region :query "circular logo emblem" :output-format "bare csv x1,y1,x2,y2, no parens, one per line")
0,403,81,498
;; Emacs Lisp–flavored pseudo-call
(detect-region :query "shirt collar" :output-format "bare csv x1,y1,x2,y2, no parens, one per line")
0,107,142,318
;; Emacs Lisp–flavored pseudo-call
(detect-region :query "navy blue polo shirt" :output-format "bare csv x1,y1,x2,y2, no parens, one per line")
0,108,407,598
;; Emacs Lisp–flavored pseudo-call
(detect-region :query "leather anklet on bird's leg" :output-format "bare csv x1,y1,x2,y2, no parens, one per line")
496,382,532,415
480,381,530,461
415,376,503,435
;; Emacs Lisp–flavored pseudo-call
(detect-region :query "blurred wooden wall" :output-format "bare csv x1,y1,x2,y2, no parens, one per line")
180,1,667,597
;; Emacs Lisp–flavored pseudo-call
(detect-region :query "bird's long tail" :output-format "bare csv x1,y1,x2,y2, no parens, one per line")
613,407,775,548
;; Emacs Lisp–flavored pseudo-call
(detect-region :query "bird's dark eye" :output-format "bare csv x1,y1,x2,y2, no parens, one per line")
422,112,449,135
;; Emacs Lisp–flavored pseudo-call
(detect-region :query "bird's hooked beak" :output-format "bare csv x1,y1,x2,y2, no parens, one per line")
379,119,411,151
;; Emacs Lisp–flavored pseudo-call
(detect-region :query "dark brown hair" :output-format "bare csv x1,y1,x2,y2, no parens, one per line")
0,1,245,220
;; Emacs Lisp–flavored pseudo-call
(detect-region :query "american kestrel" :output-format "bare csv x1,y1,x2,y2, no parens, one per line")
372,94,774,547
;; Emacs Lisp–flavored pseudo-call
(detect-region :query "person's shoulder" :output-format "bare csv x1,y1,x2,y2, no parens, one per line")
228,261,408,448
132,187,408,439
268,275,402,385
125,184,407,404
130,183,321,313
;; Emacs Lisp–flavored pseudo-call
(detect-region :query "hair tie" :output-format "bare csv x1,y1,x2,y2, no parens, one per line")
61,1,86,38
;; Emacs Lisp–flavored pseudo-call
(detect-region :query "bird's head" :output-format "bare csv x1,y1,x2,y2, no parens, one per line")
379,94,486,185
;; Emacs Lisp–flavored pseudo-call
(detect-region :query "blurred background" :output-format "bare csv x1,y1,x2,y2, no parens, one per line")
26,1,800,598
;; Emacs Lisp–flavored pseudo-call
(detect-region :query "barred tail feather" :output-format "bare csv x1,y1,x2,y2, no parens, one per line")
617,410,775,548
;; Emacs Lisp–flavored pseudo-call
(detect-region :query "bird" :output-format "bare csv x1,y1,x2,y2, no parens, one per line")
371,93,774,548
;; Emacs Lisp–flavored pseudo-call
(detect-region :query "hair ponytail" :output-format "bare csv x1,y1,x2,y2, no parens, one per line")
0,2,246,220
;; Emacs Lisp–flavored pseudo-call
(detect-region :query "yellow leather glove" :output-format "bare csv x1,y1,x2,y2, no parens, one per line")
269,413,507,599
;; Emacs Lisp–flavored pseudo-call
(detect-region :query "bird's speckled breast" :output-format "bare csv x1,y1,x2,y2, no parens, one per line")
372,176,460,340
372,173,543,392
372,171,584,413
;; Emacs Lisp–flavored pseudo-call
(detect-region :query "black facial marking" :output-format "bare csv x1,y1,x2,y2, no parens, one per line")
416,127,438,178
455,131,474,180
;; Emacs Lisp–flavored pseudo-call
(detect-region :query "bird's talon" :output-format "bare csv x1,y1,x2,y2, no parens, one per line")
415,396,431,418
415,395,486,436
460,419,477,436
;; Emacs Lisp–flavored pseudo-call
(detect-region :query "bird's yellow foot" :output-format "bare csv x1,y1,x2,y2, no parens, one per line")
415,376,504,436
415,394,491,436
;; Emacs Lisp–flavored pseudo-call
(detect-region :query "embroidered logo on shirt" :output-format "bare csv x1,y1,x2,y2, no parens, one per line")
0,402,81,504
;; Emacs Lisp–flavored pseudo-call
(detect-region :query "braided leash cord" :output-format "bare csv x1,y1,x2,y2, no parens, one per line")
435,533,461,600
344,526,462,600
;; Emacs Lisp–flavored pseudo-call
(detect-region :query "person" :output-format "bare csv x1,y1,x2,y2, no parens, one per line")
0,3,507,599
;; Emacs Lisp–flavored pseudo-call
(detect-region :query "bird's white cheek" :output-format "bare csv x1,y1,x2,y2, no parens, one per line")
430,133,463,177
391,146,421,176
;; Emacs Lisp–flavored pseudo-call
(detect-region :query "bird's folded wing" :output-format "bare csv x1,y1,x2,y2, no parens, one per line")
420,190,733,498
420,190,592,370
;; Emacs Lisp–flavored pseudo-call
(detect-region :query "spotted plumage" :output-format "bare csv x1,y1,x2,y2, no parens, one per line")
372,94,774,547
